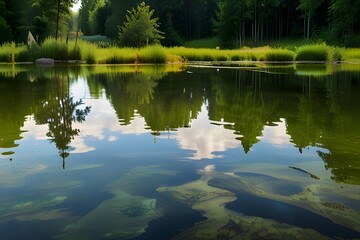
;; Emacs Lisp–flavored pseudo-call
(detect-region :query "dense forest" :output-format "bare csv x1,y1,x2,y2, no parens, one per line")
1,0,360,47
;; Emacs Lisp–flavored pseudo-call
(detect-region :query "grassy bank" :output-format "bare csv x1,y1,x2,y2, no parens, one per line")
1,38,360,64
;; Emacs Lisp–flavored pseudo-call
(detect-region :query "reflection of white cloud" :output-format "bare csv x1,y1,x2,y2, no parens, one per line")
260,119,291,147
176,104,240,160
22,116,49,140
108,136,117,142
22,97,151,155
119,114,151,135
203,164,215,172
69,138,96,153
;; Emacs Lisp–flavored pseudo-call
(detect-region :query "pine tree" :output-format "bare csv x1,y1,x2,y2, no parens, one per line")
118,2,164,47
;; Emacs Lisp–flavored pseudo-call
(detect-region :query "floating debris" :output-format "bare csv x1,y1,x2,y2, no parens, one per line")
289,166,320,180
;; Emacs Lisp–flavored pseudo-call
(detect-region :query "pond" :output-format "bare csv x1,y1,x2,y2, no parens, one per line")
0,63,360,240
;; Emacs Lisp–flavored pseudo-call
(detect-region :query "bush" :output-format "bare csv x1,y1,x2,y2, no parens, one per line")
264,49,295,61
295,43,331,61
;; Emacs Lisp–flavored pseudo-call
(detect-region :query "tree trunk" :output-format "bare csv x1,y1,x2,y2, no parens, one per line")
303,17,306,38
56,0,61,40
307,11,310,39
242,22,245,46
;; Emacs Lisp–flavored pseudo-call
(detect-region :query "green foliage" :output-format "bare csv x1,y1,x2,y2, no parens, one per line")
184,37,219,49
31,0,76,40
0,0,12,44
295,44,331,61
118,2,164,47
264,49,296,62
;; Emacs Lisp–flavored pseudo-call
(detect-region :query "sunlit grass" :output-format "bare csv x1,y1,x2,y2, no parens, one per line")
138,45,167,63
263,49,296,62
1,38,360,64
344,49,360,62
295,43,331,61
0,42,29,62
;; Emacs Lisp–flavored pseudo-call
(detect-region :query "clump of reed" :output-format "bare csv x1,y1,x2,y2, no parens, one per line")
138,45,167,63
263,49,295,61
344,48,360,62
0,42,29,63
295,43,331,62
40,38,69,60
96,47,136,64
166,47,230,62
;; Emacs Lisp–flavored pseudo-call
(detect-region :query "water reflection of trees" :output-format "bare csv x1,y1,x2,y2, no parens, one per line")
33,71,90,169
206,68,360,184
0,71,46,157
91,70,205,131
88,66,360,184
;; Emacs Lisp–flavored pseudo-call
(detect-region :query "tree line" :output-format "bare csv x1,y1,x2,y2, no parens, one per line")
1,0,360,47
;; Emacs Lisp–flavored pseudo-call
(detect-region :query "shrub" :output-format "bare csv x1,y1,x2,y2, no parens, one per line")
295,43,331,61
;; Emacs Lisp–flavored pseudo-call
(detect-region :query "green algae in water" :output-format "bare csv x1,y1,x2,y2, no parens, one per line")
12,196,67,211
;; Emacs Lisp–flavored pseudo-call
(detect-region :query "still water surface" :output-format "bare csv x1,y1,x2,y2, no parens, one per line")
0,64,360,239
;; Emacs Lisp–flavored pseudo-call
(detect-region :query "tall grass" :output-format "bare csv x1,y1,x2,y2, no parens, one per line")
0,42,29,62
0,42,12,62
263,49,295,61
295,43,331,61
96,47,136,64
138,45,167,63
41,38,69,60
2,38,360,64
344,48,360,62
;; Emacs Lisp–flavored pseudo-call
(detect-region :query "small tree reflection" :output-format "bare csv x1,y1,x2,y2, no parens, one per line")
34,74,91,169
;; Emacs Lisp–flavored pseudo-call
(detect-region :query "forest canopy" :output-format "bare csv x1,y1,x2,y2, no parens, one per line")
1,0,360,47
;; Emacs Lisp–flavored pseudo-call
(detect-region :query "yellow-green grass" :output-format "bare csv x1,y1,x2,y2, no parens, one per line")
295,43,332,62
2,38,360,64
0,42,29,62
344,49,360,62
263,49,295,62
